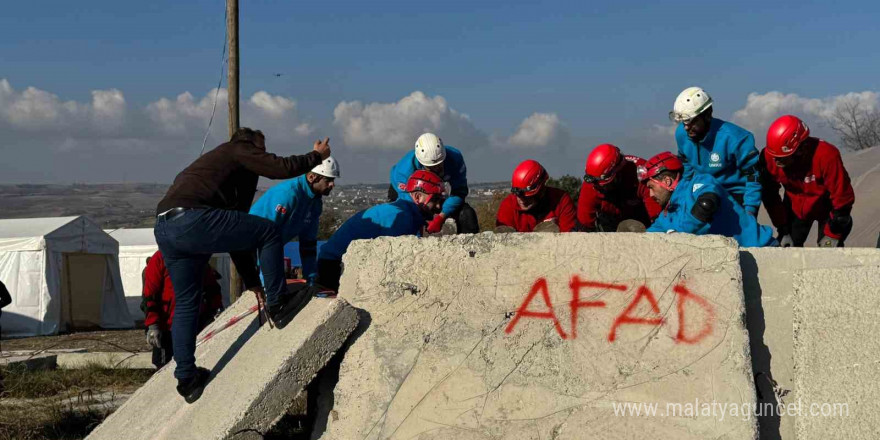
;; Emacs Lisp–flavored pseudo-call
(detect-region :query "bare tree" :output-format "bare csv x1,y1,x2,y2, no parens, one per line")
825,100,880,151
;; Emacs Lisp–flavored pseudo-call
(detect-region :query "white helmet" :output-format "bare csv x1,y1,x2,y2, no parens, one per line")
414,133,446,167
311,156,340,178
669,87,713,123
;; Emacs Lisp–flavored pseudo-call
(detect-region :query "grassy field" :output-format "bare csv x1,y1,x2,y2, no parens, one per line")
0,365,152,440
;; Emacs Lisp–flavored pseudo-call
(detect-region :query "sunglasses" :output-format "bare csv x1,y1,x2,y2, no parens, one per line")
584,159,624,185
511,186,539,197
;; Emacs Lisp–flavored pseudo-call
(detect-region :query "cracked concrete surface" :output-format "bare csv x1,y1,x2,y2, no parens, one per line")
741,248,880,440
86,296,358,440
321,233,757,440
794,265,880,440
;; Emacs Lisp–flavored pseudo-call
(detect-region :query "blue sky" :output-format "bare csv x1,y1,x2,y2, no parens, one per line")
2,0,880,183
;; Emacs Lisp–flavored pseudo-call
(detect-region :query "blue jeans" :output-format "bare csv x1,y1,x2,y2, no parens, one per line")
154,208,286,380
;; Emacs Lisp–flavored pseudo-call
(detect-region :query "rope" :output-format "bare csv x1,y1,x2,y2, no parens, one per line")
199,7,229,157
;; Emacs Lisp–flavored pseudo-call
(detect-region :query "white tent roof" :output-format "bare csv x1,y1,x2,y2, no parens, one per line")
0,216,81,238
0,215,131,336
106,228,158,257
106,228,157,247
0,216,118,253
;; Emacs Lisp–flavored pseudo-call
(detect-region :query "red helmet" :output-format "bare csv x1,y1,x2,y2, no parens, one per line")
639,151,684,183
766,115,810,157
405,170,445,206
511,159,548,198
584,144,624,185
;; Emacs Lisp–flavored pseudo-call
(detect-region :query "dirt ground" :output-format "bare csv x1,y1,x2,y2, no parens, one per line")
1,329,151,353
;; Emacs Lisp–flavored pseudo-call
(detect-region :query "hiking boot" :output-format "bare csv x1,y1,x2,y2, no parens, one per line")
267,287,313,327
176,367,211,404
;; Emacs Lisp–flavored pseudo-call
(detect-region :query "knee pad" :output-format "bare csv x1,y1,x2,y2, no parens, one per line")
691,193,720,223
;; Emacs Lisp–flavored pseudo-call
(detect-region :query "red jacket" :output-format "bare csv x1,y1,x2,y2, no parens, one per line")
142,250,223,331
577,156,661,230
496,187,577,232
760,139,855,239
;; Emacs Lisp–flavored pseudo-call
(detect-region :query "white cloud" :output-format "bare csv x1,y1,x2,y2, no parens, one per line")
294,122,314,136
0,79,130,134
145,89,228,135
91,89,126,129
732,91,880,142
651,123,676,138
0,79,81,129
0,78,315,163
332,91,487,150
506,112,570,149
249,91,296,118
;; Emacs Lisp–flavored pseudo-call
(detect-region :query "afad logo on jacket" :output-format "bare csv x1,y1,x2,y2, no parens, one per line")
275,204,287,215
709,152,723,168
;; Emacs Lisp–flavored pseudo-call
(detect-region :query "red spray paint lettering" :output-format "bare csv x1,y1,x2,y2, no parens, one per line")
504,276,715,344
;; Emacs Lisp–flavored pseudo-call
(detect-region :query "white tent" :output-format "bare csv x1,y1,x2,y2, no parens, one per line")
0,216,133,337
106,228,233,322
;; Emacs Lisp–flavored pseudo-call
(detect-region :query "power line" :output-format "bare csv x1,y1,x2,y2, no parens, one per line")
199,9,229,157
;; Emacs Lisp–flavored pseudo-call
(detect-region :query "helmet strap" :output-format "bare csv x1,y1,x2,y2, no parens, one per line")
652,174,680,192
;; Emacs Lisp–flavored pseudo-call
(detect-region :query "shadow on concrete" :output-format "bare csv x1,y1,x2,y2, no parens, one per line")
272,291,314,330
209,314,261,380
740,251,782,440
211,285,316,379
308,308,372,439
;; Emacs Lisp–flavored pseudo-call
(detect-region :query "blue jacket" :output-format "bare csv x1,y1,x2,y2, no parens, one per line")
318,199,425,262
390,146,468,217
249,175,322,281
675,118,761,215
647,173,776,247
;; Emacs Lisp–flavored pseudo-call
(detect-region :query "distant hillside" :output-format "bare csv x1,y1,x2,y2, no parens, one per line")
0,181,509,230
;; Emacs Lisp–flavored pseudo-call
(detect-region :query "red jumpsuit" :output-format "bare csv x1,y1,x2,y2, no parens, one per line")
577,156,661,231
760,139,855,241
142,250,223,331
496,187,577,232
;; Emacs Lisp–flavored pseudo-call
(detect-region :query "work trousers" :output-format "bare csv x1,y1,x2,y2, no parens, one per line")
155,208,284,380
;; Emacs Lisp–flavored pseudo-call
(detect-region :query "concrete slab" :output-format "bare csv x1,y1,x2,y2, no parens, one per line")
56,352,154,370
793,266,880,439
322,233,757,440
740,248,880,439
86,295,358,440
0,352,57,370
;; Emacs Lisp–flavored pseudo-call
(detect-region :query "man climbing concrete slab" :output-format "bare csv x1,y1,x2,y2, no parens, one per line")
317,170,445,291
154,127,329,403
496,159,577,233
388,132,479,234
642,151,776,247
250,156,340,283
759,115,855,247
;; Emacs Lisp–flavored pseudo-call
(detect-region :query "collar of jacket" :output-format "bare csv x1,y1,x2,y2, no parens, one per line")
698,118,723,148
392,197,424,220
295,174,317,200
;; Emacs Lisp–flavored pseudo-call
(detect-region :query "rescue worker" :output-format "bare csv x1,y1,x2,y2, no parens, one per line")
760,115,855,247
154,127,328,402
670,87,761,215
317,170,446,291
142,250,222,369
642,152,776,247
389,133,478,234
249,157,340,282
578,144,661,231
496,159,577,233
0,280,10,320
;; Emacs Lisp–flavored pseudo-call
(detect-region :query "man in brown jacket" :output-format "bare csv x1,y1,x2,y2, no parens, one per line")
154,127,330,403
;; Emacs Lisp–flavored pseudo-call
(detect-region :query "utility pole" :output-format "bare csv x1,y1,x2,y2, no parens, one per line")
227,0,243,303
